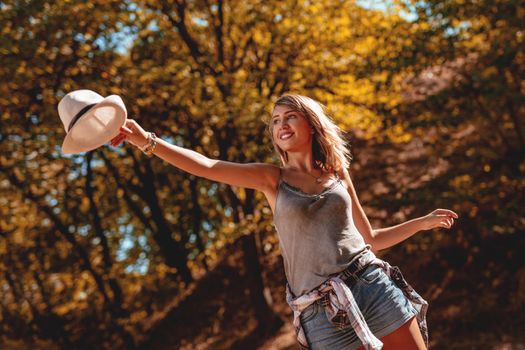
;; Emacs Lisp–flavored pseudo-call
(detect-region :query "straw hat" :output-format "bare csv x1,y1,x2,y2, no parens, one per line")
58,89,127,154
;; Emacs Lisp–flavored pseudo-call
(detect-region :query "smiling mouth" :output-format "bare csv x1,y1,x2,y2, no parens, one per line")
280,132,294,140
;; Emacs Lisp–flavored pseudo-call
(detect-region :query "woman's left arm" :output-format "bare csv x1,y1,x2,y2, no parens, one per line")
338,168,458,251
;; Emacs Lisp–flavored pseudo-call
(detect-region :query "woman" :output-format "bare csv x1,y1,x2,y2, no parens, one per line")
110,94,457,349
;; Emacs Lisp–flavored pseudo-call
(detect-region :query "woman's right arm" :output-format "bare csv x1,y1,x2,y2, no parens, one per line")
112,119,278,193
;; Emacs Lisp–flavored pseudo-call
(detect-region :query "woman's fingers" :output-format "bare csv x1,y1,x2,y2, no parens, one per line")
109,120,137,148
119,126,133,134
110,133,126,146
439,217,454,228
434,208,459,218
423,209,458,230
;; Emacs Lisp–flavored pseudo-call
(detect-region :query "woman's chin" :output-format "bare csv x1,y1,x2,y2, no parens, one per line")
281,145,308,153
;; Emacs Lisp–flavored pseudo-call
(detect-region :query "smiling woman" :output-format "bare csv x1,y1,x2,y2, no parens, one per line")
111,93,457,350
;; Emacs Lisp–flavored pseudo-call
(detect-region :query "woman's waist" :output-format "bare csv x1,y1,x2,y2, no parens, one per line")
287,244,376,296
334,244,378,280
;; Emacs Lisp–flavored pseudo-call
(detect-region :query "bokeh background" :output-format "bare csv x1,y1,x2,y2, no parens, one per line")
1,0,524,349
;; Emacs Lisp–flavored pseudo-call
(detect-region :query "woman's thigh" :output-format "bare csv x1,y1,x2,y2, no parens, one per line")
356,316,426,350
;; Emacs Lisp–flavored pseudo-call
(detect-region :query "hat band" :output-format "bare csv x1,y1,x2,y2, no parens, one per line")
68,103,96,132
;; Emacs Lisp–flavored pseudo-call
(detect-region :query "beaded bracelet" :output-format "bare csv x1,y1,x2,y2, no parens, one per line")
140,132,157,157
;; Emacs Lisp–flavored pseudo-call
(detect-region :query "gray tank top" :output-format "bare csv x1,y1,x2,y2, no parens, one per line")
272,168,367,296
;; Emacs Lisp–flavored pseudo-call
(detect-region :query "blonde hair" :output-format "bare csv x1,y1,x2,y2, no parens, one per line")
267,94,353,174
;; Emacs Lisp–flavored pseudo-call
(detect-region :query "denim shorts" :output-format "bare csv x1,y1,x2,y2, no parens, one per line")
299,264,418,350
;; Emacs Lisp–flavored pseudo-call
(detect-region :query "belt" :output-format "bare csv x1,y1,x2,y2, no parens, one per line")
340,246,375,281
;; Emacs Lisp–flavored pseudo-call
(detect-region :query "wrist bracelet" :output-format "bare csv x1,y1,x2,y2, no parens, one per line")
143,132,157,157
140,132,157,157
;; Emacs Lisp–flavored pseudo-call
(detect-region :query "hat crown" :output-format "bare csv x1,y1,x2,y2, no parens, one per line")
58,89,104,131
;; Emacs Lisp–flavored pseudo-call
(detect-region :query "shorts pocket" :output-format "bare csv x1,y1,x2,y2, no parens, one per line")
358,265,383,284
300,302,319,323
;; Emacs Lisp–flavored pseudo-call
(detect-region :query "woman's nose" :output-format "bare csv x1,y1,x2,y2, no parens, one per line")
279,120,291,129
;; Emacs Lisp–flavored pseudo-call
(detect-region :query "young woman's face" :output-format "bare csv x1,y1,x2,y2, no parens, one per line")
271,105,313,152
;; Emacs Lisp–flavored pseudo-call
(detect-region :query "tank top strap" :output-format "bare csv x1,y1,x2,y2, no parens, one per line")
335,169,344,183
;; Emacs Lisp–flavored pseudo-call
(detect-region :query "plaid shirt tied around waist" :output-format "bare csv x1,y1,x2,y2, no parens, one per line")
286,247,429,350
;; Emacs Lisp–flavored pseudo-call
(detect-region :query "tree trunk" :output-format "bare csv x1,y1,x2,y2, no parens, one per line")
240,232,283,333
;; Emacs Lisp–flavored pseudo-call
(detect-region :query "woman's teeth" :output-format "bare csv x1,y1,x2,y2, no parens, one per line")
281,133,293,140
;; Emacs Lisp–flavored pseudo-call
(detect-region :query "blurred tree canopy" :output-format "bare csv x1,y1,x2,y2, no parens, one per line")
0,0,523,348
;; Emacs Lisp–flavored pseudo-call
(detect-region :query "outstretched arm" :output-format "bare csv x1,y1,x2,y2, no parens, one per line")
371,209,458,250
338,167,458,251
112,119,276,192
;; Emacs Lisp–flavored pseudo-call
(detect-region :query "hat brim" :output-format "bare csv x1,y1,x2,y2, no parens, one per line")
62,95,127,154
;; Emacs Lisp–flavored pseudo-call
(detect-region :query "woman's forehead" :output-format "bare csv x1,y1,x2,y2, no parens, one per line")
272,105,301,118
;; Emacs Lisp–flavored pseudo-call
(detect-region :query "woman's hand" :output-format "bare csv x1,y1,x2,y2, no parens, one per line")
420,209,459,230
110,119,149,148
